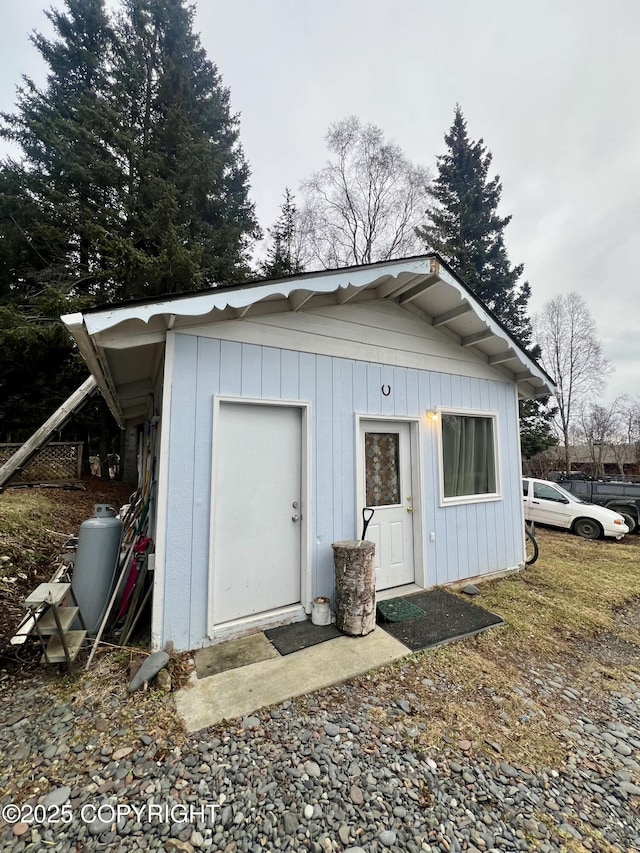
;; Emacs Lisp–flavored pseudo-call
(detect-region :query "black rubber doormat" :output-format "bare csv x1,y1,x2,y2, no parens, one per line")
264,620,343,656
379,587,503,652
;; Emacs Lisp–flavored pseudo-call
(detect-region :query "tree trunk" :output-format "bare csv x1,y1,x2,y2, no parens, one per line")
332,540,376,636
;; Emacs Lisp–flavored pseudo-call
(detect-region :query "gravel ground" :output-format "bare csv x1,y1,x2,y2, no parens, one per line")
1,633,640,853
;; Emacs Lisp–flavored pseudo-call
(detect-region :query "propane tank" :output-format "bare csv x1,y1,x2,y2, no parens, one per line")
72,504,123,633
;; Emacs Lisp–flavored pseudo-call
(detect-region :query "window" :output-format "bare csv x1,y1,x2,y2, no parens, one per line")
597,484,623,496
570,482,589,497
440,411,499,502
533,482,568,503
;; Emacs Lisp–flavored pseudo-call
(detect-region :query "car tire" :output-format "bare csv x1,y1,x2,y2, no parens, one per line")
619,512,636,534
572,518,603,540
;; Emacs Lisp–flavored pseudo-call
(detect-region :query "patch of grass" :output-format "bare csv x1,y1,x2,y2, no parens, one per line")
0,492,58,565
356,528,640,766
479,530,640,656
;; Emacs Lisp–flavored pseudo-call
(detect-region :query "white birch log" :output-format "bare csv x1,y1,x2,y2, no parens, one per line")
332,540,376,636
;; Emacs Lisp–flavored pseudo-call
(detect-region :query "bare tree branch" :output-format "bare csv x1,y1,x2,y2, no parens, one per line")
534,292,612,473
299,117,431,268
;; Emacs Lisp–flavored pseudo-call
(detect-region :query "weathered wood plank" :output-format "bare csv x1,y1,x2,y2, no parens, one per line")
0,376,97,492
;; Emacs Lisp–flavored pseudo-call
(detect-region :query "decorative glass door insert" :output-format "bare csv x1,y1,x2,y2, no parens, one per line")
365,432,400,507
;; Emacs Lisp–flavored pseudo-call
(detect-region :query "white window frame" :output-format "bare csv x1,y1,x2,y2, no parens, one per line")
436,407,502,506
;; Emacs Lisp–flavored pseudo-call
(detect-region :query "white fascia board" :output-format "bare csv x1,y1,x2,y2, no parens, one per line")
436,265,554,396
62,312,126,428
80,258,439,336
65,254,554,400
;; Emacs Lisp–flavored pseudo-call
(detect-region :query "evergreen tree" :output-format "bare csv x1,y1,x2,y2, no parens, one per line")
417,105,531,344
109,0,260,298
519,398,558,459
260,189,305,278
0,0,259,305
0,0,120,300
417,106,554,455
0,0,259,440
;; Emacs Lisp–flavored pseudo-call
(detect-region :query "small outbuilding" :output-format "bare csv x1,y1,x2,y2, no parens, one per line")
63,255,554,652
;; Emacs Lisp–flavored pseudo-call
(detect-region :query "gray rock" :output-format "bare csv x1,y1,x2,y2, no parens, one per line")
379,830,397,847
127,651,170,692
305,760,321,778
42,786,71,808
339,824,351,845
87,816,113,836
618,781,640,795
241,715,261,729
350,784,364,804
282,811,299,834
463,584,480,595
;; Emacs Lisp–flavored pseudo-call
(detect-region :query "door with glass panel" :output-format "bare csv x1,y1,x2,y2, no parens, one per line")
360,420,415,590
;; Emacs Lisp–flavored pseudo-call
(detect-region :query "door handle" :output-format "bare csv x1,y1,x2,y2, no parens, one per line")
532,501,540,504
406,506,413,513
292,515,300,522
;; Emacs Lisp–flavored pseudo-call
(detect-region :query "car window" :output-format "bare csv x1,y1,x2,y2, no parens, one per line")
571,482,589,497
533,483,569,502
522,480,529,496
595,484,621,495
622,485,640,497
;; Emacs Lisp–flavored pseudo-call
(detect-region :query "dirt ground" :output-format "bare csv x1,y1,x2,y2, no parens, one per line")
0,477,133,670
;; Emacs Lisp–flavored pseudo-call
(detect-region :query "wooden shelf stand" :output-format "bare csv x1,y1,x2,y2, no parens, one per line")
23,583,87,673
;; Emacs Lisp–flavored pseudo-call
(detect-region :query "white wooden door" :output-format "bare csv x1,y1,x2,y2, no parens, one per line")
360,420,415,590
212,402,302,625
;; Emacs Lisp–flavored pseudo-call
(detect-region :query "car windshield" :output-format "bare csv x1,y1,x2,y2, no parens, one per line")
554,483,582,502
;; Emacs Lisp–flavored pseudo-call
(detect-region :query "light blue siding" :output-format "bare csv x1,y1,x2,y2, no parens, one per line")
161,333,523,651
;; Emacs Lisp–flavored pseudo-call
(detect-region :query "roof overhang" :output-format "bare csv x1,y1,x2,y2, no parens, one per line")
62,255,555,427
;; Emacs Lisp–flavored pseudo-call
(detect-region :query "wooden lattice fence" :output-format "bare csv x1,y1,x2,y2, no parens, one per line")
0,442,83,485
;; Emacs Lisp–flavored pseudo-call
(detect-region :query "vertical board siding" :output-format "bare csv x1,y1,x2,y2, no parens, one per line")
163,334,198,649
162,333,523,650
261,347,282,398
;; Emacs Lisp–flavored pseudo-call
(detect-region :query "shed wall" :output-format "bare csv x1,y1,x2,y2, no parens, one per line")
160,332,522,651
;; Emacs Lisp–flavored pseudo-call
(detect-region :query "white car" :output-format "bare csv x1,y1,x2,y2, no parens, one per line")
522,477,629,540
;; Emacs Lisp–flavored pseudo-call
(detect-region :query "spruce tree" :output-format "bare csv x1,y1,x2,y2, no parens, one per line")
417,105,532,344
0,0,119,300
418,106,555,457
260,189,305,278
0,0,259,438
109,0,259,298
0,0,259,304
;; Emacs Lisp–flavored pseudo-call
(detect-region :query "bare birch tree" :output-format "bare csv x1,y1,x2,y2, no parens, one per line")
577,401,620,477
299,117,430,268
534,292,611,473
611,395,640,476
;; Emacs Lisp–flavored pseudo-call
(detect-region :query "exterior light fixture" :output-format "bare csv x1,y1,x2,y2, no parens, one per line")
426,410,439,421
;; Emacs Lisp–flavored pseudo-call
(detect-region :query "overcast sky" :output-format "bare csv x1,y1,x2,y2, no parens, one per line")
1,0,638,403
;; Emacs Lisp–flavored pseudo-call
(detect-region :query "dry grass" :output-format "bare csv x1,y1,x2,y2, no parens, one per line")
0,479,132,654
4,487,640,775
349,528,640,766
480,530,640,655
